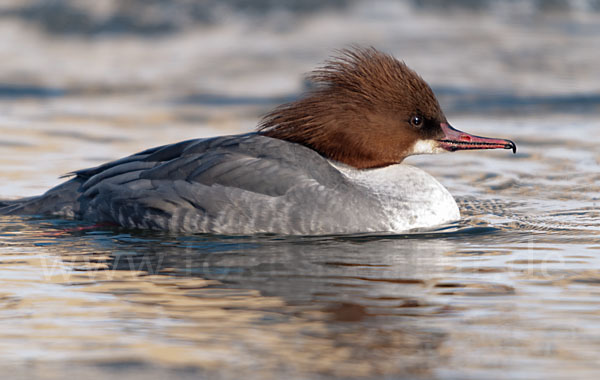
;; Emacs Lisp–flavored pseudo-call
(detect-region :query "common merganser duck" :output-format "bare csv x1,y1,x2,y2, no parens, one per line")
0,47,515,235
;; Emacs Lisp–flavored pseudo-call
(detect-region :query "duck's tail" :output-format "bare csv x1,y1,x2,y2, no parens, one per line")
0,178,82,217
0,197,37,214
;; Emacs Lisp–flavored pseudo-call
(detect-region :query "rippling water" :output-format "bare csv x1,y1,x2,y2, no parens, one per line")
1,1,600,379
1,111,599,379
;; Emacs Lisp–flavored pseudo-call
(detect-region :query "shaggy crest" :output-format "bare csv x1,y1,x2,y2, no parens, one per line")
258,47,447,168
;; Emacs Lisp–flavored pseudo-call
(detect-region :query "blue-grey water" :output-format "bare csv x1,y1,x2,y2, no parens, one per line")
0,1,599,379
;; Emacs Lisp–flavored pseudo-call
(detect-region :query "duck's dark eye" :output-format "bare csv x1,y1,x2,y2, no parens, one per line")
410,115,423,128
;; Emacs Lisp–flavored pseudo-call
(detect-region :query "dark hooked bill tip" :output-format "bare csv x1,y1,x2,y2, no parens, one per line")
438,123,517,154
506,140,517,153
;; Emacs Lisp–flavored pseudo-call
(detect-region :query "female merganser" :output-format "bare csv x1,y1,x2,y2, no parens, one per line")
0,47,515,235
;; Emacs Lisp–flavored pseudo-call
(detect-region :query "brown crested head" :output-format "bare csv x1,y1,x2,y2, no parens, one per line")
258,47,515,169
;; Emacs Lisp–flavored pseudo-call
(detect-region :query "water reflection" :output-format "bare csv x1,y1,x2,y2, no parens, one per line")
1,183,600,379
3,219,472,378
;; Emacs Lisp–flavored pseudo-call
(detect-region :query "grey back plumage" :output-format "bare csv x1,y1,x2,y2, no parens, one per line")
1,133,387,234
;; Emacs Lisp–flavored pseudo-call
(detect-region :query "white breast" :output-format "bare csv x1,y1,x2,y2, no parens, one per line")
331,162,460,232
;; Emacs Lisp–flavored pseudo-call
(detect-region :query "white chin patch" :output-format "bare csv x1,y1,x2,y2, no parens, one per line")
410,139,445,155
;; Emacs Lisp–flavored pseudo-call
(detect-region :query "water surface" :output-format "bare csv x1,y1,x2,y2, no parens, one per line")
1,1,600,379
1,113,599,379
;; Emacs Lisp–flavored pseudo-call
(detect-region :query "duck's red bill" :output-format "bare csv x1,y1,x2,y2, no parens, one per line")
437,123,516,153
